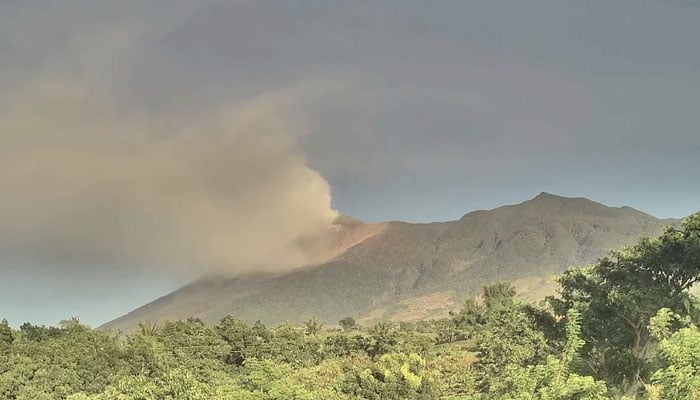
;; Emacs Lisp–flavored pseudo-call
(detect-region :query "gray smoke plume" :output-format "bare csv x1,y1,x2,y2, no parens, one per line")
0,78,340,275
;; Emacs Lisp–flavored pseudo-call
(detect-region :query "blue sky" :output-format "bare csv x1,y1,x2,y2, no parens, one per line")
1,0,699,326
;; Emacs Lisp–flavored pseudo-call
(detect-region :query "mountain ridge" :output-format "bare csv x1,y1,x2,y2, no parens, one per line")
102,193,683,331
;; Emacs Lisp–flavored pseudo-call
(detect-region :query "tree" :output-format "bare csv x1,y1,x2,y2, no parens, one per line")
368,321,400,357
645,307,700,399
472,309,607,400
482,282,517,312
475,284,549,394
217,317,260,365
549,213,700,395
0,319,121,399
341,353,438,400
0,319,12,347
155,318,232,384
238,358,318,399
339,317,357,332
18,322,60,341
528,309,608,400
305,317,323,336
439,298,486,343
451,298,486,328
138,320,159,336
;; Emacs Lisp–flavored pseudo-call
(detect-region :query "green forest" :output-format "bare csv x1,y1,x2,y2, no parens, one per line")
1,214,699,400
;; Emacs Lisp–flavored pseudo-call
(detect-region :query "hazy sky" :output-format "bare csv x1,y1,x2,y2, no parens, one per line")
1,0,699,327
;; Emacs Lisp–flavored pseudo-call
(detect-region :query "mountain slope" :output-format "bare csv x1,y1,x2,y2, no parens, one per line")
103,193,680,331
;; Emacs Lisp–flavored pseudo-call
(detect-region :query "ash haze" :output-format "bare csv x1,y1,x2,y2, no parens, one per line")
1,1,699,327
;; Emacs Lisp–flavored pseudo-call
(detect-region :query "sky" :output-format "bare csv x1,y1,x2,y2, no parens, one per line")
1,0,699,327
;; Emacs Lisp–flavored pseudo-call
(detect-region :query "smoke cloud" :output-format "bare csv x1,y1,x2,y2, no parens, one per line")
0,78,340,276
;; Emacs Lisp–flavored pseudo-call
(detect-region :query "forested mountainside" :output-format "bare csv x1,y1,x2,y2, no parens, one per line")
103,193,678,331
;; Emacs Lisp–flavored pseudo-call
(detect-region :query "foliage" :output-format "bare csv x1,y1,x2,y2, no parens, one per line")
339,317,358,332
548,213,700,395
340,353,438,399
0,319,13,347
474,283,550,394
645,308,700,399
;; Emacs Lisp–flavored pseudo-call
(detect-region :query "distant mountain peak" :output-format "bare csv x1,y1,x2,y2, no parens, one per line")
534,191,564,200
530,192,587,203
458,192,586,221
525,192,604,209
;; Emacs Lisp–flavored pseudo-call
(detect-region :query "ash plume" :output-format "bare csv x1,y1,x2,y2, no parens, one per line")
0,79,340,276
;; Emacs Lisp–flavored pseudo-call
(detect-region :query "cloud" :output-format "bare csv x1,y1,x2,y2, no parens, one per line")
0,77,340,275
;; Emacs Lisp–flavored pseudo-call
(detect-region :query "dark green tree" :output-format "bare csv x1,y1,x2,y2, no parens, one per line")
339,317,357,332
475,284,549,393
549,213,700,395
0,319,13,347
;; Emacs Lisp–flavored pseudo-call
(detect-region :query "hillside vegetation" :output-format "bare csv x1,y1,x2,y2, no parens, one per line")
2,213,700,399
104,193,677,331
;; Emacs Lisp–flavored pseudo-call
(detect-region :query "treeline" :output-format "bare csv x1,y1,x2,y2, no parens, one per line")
1,214,699,399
